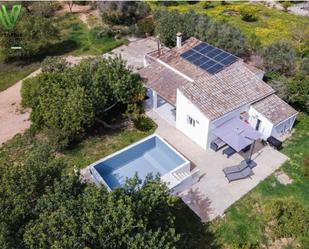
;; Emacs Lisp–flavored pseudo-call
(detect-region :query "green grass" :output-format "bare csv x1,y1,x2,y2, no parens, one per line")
0,12,127,93
55,12,128,56
61,127,155,170
211,113,309,247
0,126,155,172
160,2,309,48
0,60,39,92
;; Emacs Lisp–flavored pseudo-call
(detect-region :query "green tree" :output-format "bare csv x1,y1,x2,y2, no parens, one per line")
0,7,58,60
22,56,145,147
99,1,150,25
154,10,198,47
287,74,309,113
23,175,180,249
262,42,296,75
154,10,248,57
0,144,64,248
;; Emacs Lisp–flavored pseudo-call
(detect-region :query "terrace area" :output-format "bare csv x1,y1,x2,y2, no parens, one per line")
147,110,288,221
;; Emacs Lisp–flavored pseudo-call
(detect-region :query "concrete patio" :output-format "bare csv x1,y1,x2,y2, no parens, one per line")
147,110,288,221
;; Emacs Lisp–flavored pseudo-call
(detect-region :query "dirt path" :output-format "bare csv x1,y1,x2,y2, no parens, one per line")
0,55,91,147
0,69,40,146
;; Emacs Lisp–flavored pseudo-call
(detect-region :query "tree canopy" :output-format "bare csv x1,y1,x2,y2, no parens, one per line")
154,10,249,57
262,42,296,76
0,4,59,60
21,56,145,148
99,1,150,25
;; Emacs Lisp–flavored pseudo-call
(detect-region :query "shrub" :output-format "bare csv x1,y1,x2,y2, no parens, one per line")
300,57,309,76
41,56,69,73
240,7,258,22
99,1,150,26
282,1,292,12
202,1,215,9
262,42,296,75
21,75,42,108
136,18,155,37
133,116,155,132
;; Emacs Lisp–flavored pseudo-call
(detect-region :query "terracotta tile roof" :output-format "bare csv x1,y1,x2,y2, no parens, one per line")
252,94,298,125
139,61,190,105
243,64,265,76
142,37,293,122
180,61,275,120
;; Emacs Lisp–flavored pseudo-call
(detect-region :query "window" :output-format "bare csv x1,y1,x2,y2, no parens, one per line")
187,115,197,127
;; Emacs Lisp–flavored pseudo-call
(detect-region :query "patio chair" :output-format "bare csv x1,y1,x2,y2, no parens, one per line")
267,136,282,150
225,167,254,183
222,146,236,158
210,138,227,152
223,160,248,175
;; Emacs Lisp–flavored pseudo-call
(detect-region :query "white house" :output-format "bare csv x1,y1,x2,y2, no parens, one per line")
139,36,298,151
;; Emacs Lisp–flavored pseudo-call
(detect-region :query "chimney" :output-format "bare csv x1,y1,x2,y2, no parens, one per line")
176,32,182,48
156,35,161,56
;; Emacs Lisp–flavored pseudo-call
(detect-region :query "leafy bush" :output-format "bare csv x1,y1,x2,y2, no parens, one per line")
282,1,292,12
21,76,42,108
202,1,215,9
31,1,61,18
265,199,309,245
240,7,258,22
99,1,150,25
262,42,296,75
136,18,155,37
300,57,309,76
41,56,69,73
134,116,155,132
286,74,309,113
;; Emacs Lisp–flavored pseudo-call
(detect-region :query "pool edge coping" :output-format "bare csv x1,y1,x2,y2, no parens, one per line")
89,133,190,191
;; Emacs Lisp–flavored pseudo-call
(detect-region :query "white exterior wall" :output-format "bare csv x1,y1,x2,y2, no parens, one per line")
207,105,249,148
176,90,210,149
271,115,297,139
248,107,274,140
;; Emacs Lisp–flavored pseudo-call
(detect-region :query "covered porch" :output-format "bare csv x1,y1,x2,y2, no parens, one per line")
144,88,176,126
149,111,288,221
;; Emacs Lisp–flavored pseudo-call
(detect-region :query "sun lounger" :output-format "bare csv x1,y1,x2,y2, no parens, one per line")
244,159,257,169
222,146,236,158
225,167,253,183
223,160,247,175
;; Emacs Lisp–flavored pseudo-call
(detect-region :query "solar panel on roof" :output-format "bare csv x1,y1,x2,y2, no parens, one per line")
220,55,237,66
194,43,208,51
181,50,195,59
180,42,239,75
208,64,224,74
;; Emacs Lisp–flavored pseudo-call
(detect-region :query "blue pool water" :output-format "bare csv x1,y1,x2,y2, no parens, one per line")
92,135,186,190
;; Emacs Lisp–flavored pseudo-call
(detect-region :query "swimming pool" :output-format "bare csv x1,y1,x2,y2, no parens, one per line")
90,134,190,190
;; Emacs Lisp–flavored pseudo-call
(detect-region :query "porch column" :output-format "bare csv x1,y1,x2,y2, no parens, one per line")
152,90,158,110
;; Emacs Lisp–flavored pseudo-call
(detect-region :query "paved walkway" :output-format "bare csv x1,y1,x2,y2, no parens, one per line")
148,110,288,221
